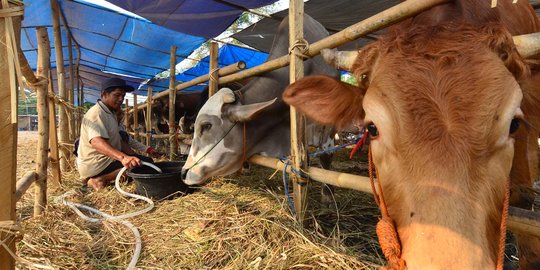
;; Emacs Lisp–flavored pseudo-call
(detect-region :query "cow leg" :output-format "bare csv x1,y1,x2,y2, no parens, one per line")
319,152,335,208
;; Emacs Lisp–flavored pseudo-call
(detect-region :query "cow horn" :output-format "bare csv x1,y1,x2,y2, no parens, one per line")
321,48,358,72
221,88,236,104
513,32,540,58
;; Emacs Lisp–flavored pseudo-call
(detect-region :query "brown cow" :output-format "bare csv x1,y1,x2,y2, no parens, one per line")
283,1,540,269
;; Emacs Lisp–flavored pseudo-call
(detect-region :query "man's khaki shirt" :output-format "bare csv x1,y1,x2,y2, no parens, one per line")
76,101,122,179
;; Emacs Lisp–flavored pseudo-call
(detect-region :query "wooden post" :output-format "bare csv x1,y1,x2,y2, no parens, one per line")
133,93,139,141
59,5,80,139
0,0,20,267
50,0,70,172
146,87,152,146
209,42,219,96
67,36,75,141
33,27,50,216
48,71,62,186
288,0,308,223
124,99,129,130
169,46,178,159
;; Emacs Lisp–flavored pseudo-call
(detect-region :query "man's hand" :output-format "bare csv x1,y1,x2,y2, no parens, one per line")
121,155,142,170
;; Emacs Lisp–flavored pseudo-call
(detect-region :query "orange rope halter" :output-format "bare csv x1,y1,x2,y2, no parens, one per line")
496,180,510,270
368,145,406,270
368,145,509,270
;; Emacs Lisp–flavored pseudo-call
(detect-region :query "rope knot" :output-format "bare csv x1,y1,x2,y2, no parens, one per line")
289,38,310,59
209,67,219,82
25,76,48,88
377,216,406,270
0,5,24,18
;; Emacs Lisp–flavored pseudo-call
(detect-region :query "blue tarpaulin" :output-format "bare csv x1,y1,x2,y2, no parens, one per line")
107,0,279,38
141,44,269,93
22,0,207,91
20,0,272,103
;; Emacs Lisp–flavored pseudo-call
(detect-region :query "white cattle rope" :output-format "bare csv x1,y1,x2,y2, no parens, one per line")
58,161,162,270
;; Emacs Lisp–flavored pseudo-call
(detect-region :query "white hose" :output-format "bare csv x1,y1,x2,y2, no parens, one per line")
59,161,162,270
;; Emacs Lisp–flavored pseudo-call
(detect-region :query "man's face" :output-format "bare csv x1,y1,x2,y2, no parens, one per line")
102,88,126,111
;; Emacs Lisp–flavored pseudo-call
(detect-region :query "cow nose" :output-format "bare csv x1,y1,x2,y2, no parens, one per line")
181,168,188,180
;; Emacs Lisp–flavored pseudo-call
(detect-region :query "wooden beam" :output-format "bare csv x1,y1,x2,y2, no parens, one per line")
0,0,20,267
169,46,178,159
58,3,82,139
133,93,139,141
209,42,219,96
288,0,308,223
50,0,70,172
508,206,540,238
146,87,152,146
33,26,51,216
219,0,450,85
124,99,129,130
15,171,37,202
249,155,540,236
67,36,75,141
48,71,61,186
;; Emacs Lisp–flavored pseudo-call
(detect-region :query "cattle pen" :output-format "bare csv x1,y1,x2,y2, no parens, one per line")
3,0,540,269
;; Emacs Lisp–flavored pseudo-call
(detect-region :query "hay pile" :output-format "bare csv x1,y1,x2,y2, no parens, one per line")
15,131,384,269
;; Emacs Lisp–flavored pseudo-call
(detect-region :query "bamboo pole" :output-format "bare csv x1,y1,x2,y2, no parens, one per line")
67,36,75,141
133,93,139,141
32,27,51,216
169,46,178,159
146,87,152,146
48,70,61,186
50,0,70,172
15,171,37,202
288,0,308,223
249,155,540,236
508,206,540,238
219,0,450,85
209,42,218,96
59,3,81,138
0,1,20,267
124,99,129,129
132,132,192,140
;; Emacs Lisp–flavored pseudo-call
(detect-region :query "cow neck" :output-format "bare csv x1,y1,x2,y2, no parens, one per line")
368,144,510,270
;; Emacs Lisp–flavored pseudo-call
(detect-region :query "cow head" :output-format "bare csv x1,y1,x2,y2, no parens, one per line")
182,88,275,185
284,23,530,268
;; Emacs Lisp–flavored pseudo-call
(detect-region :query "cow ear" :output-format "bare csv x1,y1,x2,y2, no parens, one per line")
283,75,364,130
220,88,236,103
481,24,530,81
224,98,277,122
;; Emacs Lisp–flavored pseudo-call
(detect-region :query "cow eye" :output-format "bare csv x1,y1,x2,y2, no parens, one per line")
200,123,212,135
367,123,379,137
509,118,520,134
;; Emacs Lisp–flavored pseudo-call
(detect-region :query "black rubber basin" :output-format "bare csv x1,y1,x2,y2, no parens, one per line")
126,161,192,200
